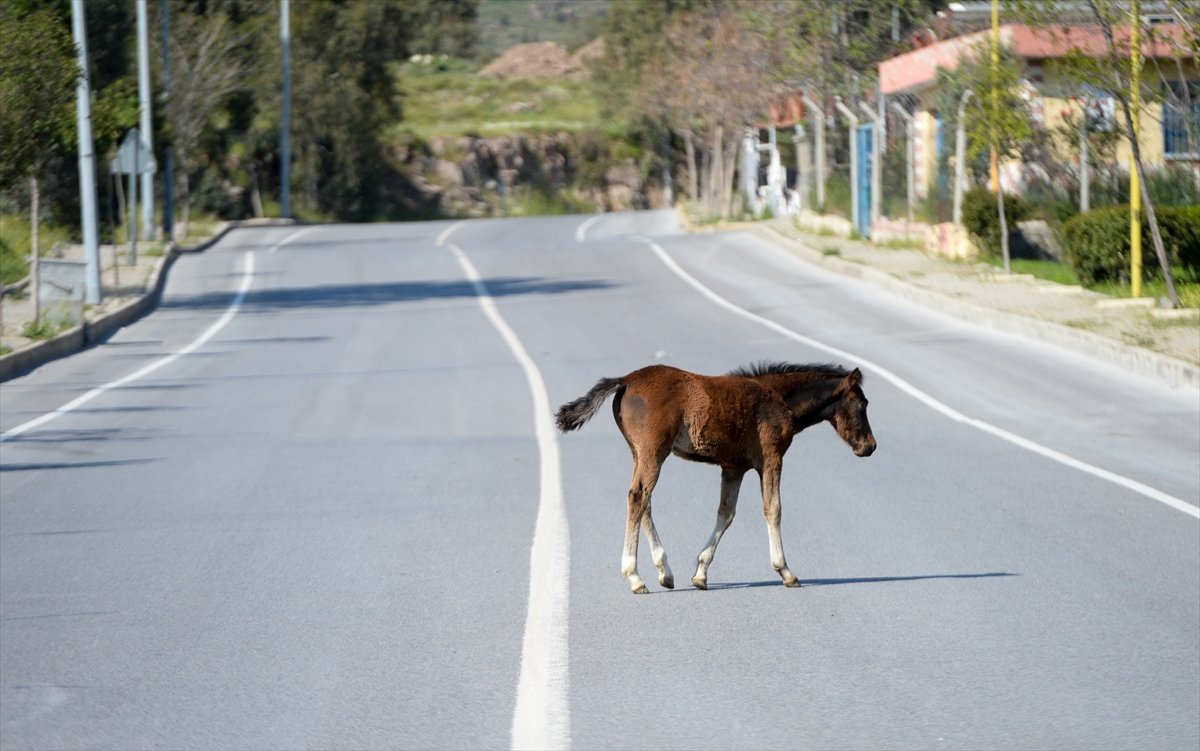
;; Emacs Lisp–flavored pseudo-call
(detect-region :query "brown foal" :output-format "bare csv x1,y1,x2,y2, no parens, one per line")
556,362,876,594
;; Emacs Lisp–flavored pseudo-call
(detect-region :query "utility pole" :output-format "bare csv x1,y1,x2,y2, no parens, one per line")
953,90,974,227
802,93,825,212
71,0,102,304
889,101,915,223
280,0,292,219
161,0,173,241
835,97,860,234
137,0,154,241
1129,0,1142,298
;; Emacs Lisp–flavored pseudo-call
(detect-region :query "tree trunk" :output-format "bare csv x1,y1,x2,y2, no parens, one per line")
996,185,1010,274
721,131,737,218
684,129,698,201
180,169,191,242
710,125,723,219
699,146,710,215
249,162,264,218
30,174,40,323
1136,162,1179,307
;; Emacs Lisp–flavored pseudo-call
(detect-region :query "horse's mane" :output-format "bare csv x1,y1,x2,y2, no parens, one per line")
728,361,849,378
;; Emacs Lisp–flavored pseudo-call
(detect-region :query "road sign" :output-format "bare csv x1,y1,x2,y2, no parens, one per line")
109,128,156,175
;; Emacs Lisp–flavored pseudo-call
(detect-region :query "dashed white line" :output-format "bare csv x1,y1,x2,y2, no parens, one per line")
444,240,571,750
1,248,259,442
639,236,1199,520
574,214,603,243
435,221,467,247
267,226,319,253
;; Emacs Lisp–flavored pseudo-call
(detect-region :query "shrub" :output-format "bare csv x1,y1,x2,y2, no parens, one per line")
961,186,1030,257
0,235,27,286
1062,205,1200,285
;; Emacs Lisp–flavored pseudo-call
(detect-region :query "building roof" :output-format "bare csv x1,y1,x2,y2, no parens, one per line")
880,23,1193,95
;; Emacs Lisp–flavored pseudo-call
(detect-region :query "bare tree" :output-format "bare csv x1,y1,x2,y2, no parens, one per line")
167,11,250,240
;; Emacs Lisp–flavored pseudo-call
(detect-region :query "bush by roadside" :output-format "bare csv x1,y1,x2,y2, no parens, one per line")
1062,205,1200,286
961,187,1030,258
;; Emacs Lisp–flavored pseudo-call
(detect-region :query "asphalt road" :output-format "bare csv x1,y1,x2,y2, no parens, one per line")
1,211,1197,750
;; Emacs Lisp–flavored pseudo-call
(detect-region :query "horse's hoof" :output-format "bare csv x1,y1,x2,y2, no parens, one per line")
660,576,675,589
632,584,649,595
691,576,707,590
784,578,802,588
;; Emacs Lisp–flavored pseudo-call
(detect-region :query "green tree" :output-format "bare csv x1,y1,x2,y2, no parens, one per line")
0,8,79,190
0,7,79,323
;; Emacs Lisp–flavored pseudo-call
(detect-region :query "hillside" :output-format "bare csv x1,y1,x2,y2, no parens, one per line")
395,55,601,141
476,0,609,57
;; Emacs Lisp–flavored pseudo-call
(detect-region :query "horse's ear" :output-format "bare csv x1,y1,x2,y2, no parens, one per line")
846,368,862,388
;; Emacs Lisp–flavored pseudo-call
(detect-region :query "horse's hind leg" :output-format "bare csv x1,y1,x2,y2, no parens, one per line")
761,459,799,587
623,455,666,594
642,501,674,589
692,466,746,590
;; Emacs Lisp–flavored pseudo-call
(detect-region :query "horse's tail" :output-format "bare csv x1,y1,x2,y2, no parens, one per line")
555,377,625,433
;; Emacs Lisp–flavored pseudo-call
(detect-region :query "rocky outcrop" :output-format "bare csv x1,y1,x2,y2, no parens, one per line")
390,131,657,218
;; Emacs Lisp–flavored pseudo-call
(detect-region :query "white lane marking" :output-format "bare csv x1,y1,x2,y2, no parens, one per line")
574,214,603,243
639,237,1200,520
435,221,467,247
446,241,571,750
268,226,318,253
1,250,258,443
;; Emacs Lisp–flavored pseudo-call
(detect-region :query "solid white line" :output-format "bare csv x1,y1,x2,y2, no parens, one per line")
435,221,467,247
574,214,603,243
267,226,318,253
1,250,258,443
445,242,571,750
638,236,1200,520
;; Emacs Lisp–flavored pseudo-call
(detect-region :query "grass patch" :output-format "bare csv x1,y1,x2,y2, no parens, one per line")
22,310,73,340
822,246,841,256
0,213,74,285
985,258,1080,286
1087,279,1200,309
0,343,11,355
394,61,601,140
508,186,594,216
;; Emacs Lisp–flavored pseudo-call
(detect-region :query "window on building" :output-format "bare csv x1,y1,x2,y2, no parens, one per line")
1162,81,1199,157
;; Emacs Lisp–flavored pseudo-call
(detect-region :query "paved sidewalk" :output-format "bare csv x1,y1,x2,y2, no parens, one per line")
756,218,1199,370
0,245,164,354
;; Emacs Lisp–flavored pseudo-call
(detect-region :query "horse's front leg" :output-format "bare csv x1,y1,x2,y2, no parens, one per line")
761,458,799,587
692,466,746,590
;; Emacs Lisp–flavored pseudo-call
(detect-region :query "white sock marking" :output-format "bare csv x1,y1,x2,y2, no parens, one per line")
445,241,571,750
2,249,259,442
639,237,1199,520
574,215,602,243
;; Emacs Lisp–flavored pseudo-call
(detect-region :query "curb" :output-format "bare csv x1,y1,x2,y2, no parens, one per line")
0,218,295,382
747,224,1199,391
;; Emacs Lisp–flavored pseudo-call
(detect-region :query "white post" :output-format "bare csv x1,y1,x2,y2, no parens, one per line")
835,97,860,233
889,101,915,223
953,89,974,228
1079,98,1090,213
137,0,154,240
280,0,291,218
859,101,883,225
71,0,102,304
802,93,825,211
129,128,139,266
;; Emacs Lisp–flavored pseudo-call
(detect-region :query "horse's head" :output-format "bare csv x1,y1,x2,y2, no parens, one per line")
831,369,875,457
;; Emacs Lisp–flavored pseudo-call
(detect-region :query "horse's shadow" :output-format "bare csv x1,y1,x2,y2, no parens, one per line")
670,572,1017,592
